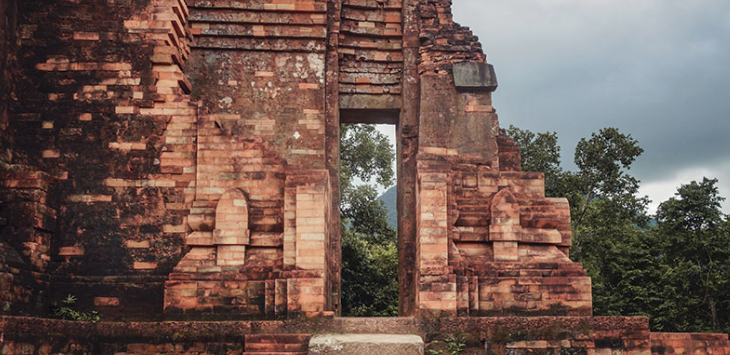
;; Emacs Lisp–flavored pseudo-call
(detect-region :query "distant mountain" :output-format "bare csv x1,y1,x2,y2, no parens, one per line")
377,186,397,229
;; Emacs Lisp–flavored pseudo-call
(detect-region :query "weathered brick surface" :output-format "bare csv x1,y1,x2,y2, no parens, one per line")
0,315,727,355
411,0,591,315
0,7,728,355
0,316,724,355
161,0,336,318
0,0,196,319
417,0,485,75
0,0,17,162
338,0,403,111
651,333,730,355
415,151,592,316
1,0,530,321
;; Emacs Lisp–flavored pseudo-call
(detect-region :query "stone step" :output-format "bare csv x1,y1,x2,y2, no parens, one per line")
246,343,308,352
308,334,424,355
327,317,419,334
246,334,312,343
245,334,311,353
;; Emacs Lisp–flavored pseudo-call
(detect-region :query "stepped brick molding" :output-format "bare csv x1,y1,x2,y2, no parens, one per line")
0,0,592,320
651,333,730,355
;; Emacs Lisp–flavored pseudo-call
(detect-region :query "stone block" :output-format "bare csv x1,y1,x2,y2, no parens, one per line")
453,62,498,92
309,334,424,355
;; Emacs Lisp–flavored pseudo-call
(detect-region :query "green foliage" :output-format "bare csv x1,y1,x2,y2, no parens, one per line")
427,334,467,355
341,226,398,317
53,294,101,322
550,128,651,294
580,205,662,318
653,178,730,333
511,125,730,334
342,184,395,245
567,128,649,236
505,125,563,197
340,124,395,193
339,124,398,316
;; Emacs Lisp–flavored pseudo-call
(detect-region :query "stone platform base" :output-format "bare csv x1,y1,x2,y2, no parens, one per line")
309,334,424,355
0,316,728,355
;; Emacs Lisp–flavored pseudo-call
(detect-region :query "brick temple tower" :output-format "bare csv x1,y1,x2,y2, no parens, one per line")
0,0,593,321
3,2,730,355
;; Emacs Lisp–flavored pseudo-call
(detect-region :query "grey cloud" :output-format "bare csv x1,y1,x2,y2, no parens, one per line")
452,0,730,187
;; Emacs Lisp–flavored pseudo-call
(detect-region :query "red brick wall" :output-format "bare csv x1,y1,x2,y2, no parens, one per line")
417,0,485,75
0,316,728,355
160,0,336,319
409,0,594,317
0,0,195,319
651,333,730,355
338,0,403,111
3,316,712,355
414,151,593,317
1,0,595,321
1,0,342,321
0,0,703,326
0,316,311,355
0,0,16,160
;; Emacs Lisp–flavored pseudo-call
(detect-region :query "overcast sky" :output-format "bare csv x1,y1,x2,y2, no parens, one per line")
447,0,730,214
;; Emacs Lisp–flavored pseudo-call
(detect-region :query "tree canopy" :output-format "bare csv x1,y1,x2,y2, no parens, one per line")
339,124,398,316
339,123,730,330
508,125,730,333
653,178,730,332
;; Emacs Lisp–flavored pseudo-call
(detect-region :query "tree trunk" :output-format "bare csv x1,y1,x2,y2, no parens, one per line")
710,297,717,332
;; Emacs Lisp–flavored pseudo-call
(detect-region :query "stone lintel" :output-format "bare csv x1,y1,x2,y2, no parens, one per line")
453,61,498,92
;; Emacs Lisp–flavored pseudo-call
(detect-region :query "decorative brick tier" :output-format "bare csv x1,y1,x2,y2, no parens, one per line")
0,0,590,321
246,334,311,355
415,154,592,317
338,0,404,109
0,0,197,319
0,7,727,355
651,333,730,355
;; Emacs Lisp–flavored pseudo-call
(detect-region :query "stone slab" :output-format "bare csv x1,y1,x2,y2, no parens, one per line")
452,61,498,92
308,334,424,355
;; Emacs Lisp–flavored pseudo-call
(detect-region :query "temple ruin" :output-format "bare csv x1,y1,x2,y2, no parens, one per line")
0,0,728,354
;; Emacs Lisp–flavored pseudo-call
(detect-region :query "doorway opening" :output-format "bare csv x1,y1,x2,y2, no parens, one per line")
339,121,398,317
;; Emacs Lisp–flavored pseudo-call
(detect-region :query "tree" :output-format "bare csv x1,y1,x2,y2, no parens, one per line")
509,125,730,333
569,128,648,235
509,126,655,318
653,178,730,333
340,124,394,194
341,226,398,316
339,124,398,316
505,125,563,197
563,128,656,320
341,184,394,245
577,198,662,318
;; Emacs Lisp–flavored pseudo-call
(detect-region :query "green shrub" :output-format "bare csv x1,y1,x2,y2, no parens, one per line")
53,294,101,322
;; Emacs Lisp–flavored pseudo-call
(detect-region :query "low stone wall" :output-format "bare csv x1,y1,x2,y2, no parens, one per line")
0,316,308,355
651,333,730,355
432,316,651,355
0,316,727,355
